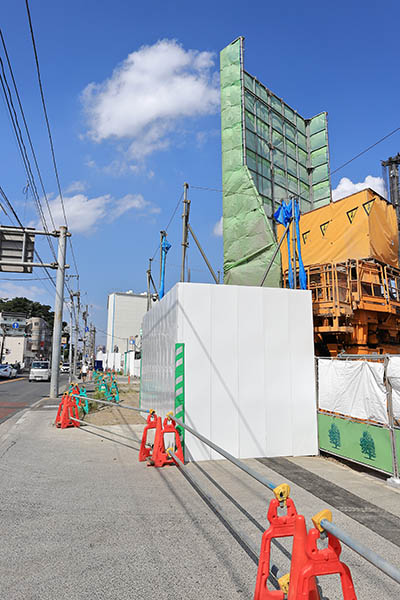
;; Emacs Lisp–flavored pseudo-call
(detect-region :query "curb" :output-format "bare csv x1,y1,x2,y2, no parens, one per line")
0,379,71,446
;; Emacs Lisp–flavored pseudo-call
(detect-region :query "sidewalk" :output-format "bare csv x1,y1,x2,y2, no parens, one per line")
1,404,399,599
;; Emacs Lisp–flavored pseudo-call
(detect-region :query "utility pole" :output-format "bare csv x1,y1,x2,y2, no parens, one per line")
180,183,190,282
68,301,73,384
82,304,88,364
50,226,68,399
147,258,152,311
73,291,80,379
159,230,166,287
90,325,96,366
0,324,6,364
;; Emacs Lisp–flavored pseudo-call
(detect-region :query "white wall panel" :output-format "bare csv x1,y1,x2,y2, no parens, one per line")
140,286,178,417
263,289,292,456
237,287,266,458
179,284,212,461
288,291,319,456
140,282,318,462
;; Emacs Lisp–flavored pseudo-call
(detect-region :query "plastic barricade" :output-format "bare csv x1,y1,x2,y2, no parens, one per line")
139,410,157,462
55,392,80,429
287,514,357,599
148,414,184,468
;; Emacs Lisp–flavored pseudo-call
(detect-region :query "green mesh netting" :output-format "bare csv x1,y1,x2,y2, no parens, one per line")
220,38,280,287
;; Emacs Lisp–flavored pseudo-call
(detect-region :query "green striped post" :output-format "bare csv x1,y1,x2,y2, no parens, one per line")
175,343,185,450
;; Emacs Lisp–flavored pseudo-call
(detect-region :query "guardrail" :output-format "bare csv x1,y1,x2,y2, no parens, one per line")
56,388,400,596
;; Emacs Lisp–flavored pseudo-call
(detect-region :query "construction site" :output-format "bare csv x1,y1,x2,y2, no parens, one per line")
2,19,400,600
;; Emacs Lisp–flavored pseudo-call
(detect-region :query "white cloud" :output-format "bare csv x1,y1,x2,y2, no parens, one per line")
40,193,157,234
0,282,45,302
332,175,387,202
65,180,87,194
213,216,223,237
82,39,219,160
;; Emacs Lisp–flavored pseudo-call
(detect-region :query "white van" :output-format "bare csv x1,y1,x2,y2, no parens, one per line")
29,360,51,382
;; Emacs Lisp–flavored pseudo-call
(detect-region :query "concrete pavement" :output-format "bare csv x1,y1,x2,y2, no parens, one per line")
1,403,399,599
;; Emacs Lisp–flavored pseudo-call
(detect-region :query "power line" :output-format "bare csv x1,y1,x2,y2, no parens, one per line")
24,0,79,278
331,127,400,175
0,29,56,231
150,191,183,260
0,57,57,262
191,185,223,193
0,276,56,282
96,327,129,341
0,185,56,290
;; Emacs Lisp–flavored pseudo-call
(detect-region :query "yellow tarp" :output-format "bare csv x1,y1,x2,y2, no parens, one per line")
278,189,398,270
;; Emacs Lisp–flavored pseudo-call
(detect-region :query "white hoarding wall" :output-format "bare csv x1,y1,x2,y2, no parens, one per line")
318,356,400,423
318,359,388,424
141,282,318,461
385,357,400,420
96,351,123,371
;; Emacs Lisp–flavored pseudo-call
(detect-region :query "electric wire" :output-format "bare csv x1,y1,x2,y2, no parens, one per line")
150,191,183,260
0,29,56,231
331,126,400,175
24,0,79,278
0,67,57,261
0,31,79,304
0,185,56,289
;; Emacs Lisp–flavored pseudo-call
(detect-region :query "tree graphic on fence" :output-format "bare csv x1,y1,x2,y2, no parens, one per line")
328,422,341,448
360,431,376,460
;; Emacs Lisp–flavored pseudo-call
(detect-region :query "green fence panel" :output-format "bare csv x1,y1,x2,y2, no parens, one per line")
318,413,394,474
175,343,185,452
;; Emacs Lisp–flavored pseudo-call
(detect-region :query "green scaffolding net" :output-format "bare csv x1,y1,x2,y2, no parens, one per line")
220,37,331,286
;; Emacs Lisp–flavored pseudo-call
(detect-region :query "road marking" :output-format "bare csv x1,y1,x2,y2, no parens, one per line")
0,377,25,385
16,413,28,425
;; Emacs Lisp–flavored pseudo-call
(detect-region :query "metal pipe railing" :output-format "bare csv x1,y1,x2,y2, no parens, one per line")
70,393,150,413
168,449,280,589
70,417,141,444
173,416,276,491
321,519,400,585
172,415,400,587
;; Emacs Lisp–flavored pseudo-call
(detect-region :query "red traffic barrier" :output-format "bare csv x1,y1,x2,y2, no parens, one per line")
288,512,357,599
254,491,299,599
139,410,157,462
55,393,80,429
149,413,184,468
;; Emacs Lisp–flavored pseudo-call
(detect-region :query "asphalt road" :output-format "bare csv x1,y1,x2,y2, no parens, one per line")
0,373,68,424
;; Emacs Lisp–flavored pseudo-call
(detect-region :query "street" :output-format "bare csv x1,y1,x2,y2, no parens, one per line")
0,373,69,424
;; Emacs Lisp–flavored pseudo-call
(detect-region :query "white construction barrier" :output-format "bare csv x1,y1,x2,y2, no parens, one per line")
140,282,318,461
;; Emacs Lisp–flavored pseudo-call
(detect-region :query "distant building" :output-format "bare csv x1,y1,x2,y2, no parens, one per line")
0,311,28,366
106,291,147,353
26,317,52,360
0,314,51,367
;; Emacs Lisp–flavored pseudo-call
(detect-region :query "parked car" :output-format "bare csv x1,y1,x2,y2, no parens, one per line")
0,364,17,379
60,362,70,373
29,360,51,382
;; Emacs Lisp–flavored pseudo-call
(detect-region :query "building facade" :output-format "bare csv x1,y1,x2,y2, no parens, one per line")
106,292,147,353
26,317,52,360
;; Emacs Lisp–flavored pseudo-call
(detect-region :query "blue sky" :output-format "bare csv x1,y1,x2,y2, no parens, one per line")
1,0,399,343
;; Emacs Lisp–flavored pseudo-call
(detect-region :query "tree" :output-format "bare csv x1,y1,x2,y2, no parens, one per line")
360,431,376,460
0,297,66,330
328,422,341,449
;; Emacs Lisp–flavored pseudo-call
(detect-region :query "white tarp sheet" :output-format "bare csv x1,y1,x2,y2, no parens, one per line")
318,359,388,424
386,357,400,420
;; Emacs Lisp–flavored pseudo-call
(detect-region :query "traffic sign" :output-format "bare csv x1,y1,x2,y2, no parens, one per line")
12,322,19,329
85,326,89,332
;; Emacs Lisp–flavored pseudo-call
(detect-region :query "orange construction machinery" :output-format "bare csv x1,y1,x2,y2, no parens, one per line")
279,188,400,356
